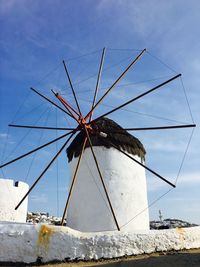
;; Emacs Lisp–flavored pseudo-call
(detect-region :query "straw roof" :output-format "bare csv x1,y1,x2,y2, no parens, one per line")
67,117,146,162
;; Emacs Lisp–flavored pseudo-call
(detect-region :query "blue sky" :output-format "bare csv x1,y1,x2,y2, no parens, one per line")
0,0,199,225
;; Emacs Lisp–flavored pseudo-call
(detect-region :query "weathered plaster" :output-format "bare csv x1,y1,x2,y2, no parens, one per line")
0,179,29,223
0,223,200,263
67,147,149,232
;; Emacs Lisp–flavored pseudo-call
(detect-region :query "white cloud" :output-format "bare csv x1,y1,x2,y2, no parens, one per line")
0,133,8,138
147,140,186,153
177,172,200,185
147,171,200,192
30,193,47,203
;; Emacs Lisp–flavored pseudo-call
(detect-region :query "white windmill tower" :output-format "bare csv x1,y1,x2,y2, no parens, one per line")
0,47,195,233
66,117,149,232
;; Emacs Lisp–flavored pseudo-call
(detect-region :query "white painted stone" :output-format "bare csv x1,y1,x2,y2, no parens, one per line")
66,147,149,232
0,223,200,263
0,179,29,223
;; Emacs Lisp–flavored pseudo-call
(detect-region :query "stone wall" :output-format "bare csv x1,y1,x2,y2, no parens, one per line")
0,222,200,264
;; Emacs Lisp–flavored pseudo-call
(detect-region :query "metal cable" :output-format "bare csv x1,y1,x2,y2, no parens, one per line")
175,127,195,185
24,106,53,183
60,75,173,96
120,188,174,229
3,106,50,162
146,50,178,74
63,49,101,62
180,77,195,123
69,94,189,124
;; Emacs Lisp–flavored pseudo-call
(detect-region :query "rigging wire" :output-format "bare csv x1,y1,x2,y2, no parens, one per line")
59,53,139,96
180,77,195,123
120,188,174,229
107,48,143,52
60,75,173,96
68,94,189,124
63,49,101,62
10,90,32,124
12,102,47,123
36,50,144,97
24,106,53,183
1,90,32,162
175,127,195,186
32,63,62,88
146,50,178,74
3,106,50,162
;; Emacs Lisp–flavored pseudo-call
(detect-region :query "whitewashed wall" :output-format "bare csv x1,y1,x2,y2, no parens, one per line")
66,146,149,232
0,179,29,223
0,223,200,264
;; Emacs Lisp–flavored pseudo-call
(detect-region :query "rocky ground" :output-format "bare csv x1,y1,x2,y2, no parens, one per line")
27,212,198,229
2,249,200,267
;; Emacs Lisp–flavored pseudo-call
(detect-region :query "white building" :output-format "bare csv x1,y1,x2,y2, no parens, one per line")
66,118,149,232
0,179,29,222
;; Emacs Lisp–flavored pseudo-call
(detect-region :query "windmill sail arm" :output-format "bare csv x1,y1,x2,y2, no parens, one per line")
99,134,176,188
90,74,181,125
89,47,106,122
8,124,76,131
85,48,146,120
104,124,196,133
15,132,75,210
0,131,74,169
30,87,73,118
62,60,82,115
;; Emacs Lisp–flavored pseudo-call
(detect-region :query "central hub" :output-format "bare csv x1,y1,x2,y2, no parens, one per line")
79,117,93,133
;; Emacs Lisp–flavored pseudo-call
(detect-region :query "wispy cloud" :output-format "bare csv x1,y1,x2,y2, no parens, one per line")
0,133,8,138
147,140,187,153
30,193,47,203
147,171,200,192
177,172,200,185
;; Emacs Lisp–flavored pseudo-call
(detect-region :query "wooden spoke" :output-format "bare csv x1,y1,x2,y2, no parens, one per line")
9,124,76,131
85,49,146,120
90,74,181,124
89,48,106,122
99,135,176,188
51,90,81,125
61,137,87,226
15,132,75,210
84,127,120,231
0,131,74,169
31,87,73,118
63,60,82,115
104,124,196,133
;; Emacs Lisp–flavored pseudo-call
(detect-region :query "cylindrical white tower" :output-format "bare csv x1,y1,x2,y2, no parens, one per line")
66,118,149,232
0,179,29,223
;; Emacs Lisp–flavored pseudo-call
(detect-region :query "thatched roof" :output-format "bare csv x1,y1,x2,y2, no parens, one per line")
67,117,146,162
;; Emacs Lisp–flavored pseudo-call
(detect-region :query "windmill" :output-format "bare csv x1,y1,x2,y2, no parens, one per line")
0,48,196,231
